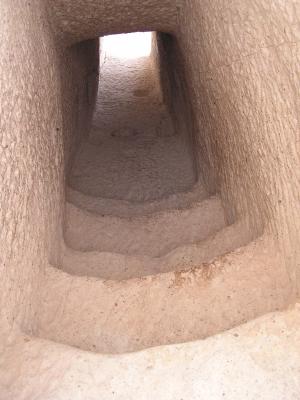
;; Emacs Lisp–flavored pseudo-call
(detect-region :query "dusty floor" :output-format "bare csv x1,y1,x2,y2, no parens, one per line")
1,304,300,399
38,234,290,354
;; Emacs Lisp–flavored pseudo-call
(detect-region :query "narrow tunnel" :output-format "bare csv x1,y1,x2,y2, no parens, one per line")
1,0,300,396
63,31,230,271
64,32,239,267
69,32,197,203
37,29,292,354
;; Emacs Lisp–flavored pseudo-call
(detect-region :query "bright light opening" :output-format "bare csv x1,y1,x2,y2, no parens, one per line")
101,32,152,60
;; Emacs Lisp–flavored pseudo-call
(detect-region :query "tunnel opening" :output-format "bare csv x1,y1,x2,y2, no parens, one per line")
101,32,152,59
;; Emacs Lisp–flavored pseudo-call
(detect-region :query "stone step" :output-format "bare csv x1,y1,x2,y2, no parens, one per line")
61,221,251,280
66,182,208,218
64,195,226,257
37,235,290,354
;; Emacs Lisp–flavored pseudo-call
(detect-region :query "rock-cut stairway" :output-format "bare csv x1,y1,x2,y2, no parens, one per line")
34,52,290,354
36,137,288,354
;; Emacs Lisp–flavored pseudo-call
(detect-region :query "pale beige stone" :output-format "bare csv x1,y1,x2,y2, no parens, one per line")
0,0,299,397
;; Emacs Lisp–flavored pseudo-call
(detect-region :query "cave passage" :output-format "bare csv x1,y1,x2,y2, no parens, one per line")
46,31,259,355
1,1,299,394
68,31,197,203
19,22,287,359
